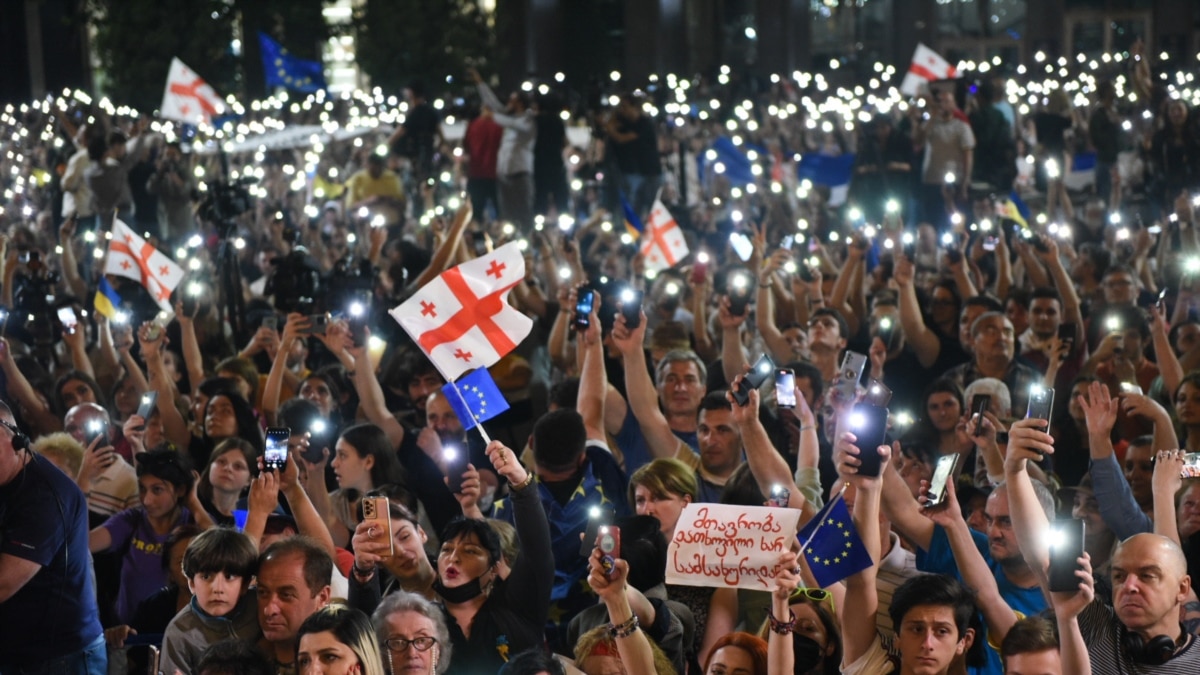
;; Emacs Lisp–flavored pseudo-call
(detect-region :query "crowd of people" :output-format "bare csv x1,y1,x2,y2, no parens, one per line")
5,36,1200,675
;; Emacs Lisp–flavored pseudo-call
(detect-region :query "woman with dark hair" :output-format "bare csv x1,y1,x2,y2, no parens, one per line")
296,604,386,675
913,378,971,457
55,369,107,416
307,423,406,548
429,441,552,674
1175,372,1200,453
88,450,212,625
758,571,843,675
348,500,437,614
195,438,257,526
189,392,263,470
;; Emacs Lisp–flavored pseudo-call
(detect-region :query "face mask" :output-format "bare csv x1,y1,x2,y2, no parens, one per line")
792,632,825,675
433,575,485,604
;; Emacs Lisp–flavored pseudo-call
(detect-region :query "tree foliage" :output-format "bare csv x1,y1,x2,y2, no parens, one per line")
87,0,238,111
354,0,498,94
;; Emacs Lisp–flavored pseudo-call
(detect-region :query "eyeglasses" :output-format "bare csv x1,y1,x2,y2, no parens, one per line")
385,636,437,653
789,587,834,611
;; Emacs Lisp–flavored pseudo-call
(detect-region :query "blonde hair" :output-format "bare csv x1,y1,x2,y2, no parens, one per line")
628,458,698,507
32,432,86,478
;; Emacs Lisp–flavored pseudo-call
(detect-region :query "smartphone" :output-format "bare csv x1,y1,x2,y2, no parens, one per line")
865,379,893,407
580,506,613,557
1031,235,1050,254
729,232,754,262
347,314,367,345
847,404,889,477
362,496,394,558
768,484,790,508
1057,322,1076,346
982,235,998,251
775,369,797,409
83,419,107,447
1025,385,1055,436
443,444,468,493
727,274,753,317
136,391,158,422
835,351,868,403
733,354,775,406
145,322,162,342
182,282,202,316
1181,453,1200,478
877,316,897,350
946,247,963,264
307,314,329,336
573,290,595,332
597,524,621,577
264,427,290,471
971,394,991,438
923,454,960,508
780,235,795,251
262,315,278,331
690,256,708,284
1047,518,1086,592
57,307,79,334
798,260,816,282
619,289,643,329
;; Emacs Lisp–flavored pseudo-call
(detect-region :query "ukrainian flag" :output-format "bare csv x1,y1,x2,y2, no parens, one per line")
93,277,121,319
621,191,643,239
997,191,1030,230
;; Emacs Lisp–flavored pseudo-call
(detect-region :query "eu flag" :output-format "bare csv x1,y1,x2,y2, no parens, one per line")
442,368,509,430
795,493,874,588
258,32,326,94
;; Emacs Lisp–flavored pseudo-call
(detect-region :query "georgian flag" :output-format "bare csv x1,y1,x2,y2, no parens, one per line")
900,44,958,97
391,242,533,382
639,199,690,272
160,57,226,126
104,219,185,311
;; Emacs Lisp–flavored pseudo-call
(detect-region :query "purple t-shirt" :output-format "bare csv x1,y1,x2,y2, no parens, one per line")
102,506,192,624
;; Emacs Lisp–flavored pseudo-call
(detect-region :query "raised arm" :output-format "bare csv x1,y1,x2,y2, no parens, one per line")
718,299,749,386
874,440,936,550
757,253,796,363
487,441,553,625
729,385,809,517
0,338,60,434
1004,418,1059,575
894,255,941,367
921,478,1019,643
767,550,802,675
1150,303,1183,398
611,311,682,460
261,313,309,425
1079,381,1152,540
833,431,890,665
350,328,406,449
1151,450,1185,545
586,550,657,675
1050,553,1095,674
177,312,206,397
410,202,472,289
575,296,607,443
139,324,189,449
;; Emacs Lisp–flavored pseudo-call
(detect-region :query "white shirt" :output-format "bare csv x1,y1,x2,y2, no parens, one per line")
476,83,536,177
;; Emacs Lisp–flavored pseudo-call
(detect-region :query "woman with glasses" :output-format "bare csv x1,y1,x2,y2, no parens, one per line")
296,604,386,675
372,591,452,674
759,553,842,675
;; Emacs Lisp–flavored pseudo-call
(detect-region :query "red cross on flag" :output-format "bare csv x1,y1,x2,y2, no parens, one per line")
160,57,226,126
103,219,185,311
639,199,690,272
391,242,533,382
900,43,958,97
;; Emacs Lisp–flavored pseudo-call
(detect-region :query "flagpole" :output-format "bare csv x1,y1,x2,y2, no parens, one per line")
797,482,849,558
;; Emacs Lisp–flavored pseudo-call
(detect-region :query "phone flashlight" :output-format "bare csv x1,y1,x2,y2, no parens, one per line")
885,199,899,214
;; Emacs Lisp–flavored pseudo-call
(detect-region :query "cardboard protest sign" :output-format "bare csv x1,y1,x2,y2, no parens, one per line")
665,503,803,591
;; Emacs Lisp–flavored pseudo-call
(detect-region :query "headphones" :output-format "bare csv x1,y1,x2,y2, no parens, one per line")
0,419,29,452
1121,626,1181,665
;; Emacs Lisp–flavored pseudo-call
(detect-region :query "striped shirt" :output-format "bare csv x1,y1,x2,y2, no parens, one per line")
87,458,139,518
1079,599,1200,674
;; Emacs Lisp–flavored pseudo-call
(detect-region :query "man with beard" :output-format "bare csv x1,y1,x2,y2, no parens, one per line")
492,409,629,653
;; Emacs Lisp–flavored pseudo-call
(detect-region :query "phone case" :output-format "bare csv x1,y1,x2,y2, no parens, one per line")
1047,519,1085,592
362,496,394,558
580,509,612,557
834,352,868,403
849,404,889,477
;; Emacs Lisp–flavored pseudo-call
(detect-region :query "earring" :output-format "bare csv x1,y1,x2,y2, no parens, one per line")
431,644,440,671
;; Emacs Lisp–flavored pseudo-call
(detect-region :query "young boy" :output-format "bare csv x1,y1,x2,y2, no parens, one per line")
160,527,261,675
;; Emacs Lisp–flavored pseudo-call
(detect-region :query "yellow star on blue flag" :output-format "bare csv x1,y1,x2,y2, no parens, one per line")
796,493,873,588
443,368,510,430
259,31,325,93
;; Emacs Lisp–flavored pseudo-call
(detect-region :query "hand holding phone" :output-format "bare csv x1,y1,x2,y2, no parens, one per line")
922,454,960,508
971,394,991,438
443,444,469,493
775,369,797,409
733,354,775,406
362,496,394,558
847,404,889,477
768,484,790,508
1047,518,1085,592
619,289,643,329
580,506,613,557
573,289,595,332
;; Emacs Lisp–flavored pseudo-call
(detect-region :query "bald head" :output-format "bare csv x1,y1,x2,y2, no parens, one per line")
1115,533,1188,579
